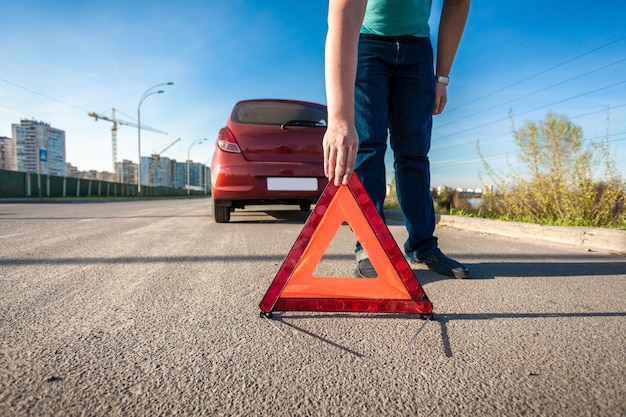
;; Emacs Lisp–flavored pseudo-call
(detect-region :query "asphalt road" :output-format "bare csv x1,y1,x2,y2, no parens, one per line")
1,198,625,416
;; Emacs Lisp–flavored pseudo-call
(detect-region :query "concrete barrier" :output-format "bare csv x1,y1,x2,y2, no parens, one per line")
438,215,626,255
385,210,625,255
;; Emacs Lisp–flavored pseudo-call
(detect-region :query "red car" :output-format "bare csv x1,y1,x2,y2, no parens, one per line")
210,99,329,223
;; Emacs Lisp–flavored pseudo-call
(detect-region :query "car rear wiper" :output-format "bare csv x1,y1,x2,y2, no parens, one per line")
280,120,326,129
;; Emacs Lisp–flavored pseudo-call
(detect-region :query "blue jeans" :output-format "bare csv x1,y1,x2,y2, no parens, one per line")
354,34,438,259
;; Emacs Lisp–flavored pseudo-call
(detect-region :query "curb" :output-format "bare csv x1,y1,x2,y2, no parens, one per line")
385,210,625,255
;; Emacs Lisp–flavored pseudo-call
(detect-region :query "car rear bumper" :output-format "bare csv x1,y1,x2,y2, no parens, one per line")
211,163,328,201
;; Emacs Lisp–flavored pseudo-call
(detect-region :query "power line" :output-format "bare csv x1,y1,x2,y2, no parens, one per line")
586,130,626,141
0,77,91,113
431,154,509,168
569,103,626,121
437,57,626,130
116,109,138,122
431,130,626,169
431,125,626,157
0,78,145,133
432,121,626,170
446,35,626,115
606,135,626,143
514,80,626,118
432,80,626,143
431,104,626,156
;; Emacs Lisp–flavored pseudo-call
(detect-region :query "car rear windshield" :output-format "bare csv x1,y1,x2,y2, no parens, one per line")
232,101,327,127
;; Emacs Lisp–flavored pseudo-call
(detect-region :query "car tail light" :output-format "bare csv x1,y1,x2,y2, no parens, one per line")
217,128,241,153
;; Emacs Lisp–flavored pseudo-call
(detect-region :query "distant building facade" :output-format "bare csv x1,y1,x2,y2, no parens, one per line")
65,163,114,181
172,161,186,189
0,119,208,190
10,119,66,176
187,161,206,190
115,159,137,185
170,160,208,190
141,155,173,187
0,136,10,170
66,163,81,178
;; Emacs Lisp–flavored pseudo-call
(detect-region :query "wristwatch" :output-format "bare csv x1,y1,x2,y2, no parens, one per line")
436,75,449,85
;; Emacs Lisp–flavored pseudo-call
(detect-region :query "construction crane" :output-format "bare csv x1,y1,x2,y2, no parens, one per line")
88,108,168,180
145,137,182,186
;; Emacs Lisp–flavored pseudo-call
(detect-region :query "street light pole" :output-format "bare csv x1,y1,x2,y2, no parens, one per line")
137,82,173,195
187,138,207,195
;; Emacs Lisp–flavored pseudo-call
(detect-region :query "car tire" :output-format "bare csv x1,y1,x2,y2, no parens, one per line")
213,200,231,223
299,203,311,212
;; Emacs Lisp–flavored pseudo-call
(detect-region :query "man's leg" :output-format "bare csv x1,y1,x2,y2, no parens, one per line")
389,37,470,279
352,35,395,277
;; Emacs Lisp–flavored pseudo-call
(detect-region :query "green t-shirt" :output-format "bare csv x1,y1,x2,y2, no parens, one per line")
361,0,432,37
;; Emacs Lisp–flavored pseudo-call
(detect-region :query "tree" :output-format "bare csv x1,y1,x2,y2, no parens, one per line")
478,112,625,229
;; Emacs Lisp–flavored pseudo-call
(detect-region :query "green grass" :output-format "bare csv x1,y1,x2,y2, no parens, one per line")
383,193,625,230
448,208,626,230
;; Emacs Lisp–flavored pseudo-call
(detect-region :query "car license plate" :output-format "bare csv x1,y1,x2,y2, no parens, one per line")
267,177,317,191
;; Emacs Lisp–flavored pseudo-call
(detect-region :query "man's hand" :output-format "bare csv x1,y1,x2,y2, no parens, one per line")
432,82,448,115
323,122,359,186
323,0,366,186
434,0,469,115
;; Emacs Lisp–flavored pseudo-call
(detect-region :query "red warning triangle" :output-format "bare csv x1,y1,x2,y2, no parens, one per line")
259,174,432,315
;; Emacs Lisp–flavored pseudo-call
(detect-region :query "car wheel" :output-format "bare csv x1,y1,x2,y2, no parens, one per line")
299,203,311,212
213,200,231,223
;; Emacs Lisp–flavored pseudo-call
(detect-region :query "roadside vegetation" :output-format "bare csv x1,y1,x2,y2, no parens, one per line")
384,112,625,230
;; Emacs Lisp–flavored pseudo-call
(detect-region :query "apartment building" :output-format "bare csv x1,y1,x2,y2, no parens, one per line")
141,155,173,187
172,161,186,189
10,119,66,176
115,159,137,185
0,136,11,170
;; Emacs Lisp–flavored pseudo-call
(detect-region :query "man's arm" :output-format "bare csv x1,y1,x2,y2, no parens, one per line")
323,0,367,186
433,0,470,115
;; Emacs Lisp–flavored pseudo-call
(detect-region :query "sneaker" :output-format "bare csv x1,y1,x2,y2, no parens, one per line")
405,250,422,264
408,248,470,279
354,250,377,278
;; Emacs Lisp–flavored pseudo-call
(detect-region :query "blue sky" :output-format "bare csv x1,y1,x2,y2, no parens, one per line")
1,0,625,189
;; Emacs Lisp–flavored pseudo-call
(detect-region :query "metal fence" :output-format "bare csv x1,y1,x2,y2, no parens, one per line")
0,169,204,198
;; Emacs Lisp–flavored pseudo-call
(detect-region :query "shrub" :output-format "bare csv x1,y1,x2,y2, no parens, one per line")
479,112,625,229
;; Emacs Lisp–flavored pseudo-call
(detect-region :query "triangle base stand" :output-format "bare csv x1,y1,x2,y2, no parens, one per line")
259,174,433,317
271,298,433,315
